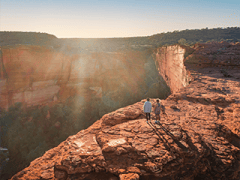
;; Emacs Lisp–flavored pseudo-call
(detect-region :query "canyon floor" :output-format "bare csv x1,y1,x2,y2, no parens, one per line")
10,43,240,180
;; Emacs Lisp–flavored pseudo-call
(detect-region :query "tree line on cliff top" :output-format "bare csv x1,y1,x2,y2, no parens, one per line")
0,31,58,47
148,27,240,46
0,27,240,51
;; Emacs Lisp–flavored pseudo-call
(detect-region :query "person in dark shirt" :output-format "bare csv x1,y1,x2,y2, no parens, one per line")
154,99,161,121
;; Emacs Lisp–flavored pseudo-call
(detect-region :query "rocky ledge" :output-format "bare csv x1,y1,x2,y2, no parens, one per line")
11,42,240,180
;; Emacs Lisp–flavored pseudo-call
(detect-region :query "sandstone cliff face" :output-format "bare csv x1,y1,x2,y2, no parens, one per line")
11,42,240,180
0,45,73,109
154,45,191,93
1,44,170,179
0,45,168,111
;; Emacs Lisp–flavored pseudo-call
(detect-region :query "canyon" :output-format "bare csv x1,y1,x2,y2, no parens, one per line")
0,45,168,111
9,41,240,179
0,43,169,178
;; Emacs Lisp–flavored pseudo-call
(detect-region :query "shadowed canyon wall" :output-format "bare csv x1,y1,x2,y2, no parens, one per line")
0,45,170,178
8,41,240,180
0,45,170,111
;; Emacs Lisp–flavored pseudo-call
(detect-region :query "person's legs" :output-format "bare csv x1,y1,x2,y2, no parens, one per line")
146,113,150,120
156,114,160,121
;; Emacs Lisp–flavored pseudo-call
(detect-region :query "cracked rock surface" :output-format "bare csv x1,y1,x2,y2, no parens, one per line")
11,42,240,180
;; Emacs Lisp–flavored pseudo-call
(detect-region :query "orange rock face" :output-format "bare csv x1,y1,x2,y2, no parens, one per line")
0,45,167,112
155,45,192,93
11,42,240,180
0,45,74,109
1,44,170,179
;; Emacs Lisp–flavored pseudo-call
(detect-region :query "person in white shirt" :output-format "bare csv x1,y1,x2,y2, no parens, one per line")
143,98,152,121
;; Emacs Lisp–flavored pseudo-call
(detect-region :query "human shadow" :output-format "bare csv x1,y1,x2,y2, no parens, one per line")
147,120,188,152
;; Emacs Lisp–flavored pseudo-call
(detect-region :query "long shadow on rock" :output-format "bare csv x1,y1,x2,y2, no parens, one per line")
158,123,189,152
181,129,199,152
200,124,240,179
204,142,230,178
176,131,214,179
147,121,172,151
215,124,240,149
140,175,173,180
68,172,119,180
169,94,235,108
149,121,189,152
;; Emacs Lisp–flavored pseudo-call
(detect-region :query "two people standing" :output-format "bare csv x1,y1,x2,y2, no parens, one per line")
143,98,161,121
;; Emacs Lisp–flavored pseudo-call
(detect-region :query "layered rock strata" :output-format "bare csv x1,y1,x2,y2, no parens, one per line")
0,45,75,109
0,45,167,111
155,45,191,93
11,42,240,180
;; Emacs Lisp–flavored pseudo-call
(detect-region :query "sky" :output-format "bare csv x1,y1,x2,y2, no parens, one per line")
0,0,240,38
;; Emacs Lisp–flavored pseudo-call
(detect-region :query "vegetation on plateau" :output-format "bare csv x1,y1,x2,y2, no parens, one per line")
1,27,240,52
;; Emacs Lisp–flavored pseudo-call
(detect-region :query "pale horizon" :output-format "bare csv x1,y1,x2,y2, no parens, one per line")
1,0,240,38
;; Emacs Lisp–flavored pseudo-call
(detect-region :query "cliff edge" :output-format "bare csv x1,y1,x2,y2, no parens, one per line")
11,42,240,180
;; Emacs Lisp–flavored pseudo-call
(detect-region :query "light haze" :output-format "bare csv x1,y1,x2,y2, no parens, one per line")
1,0,240,38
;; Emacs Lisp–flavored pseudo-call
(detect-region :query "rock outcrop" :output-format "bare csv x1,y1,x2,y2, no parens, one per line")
11,42,240,180
0,45,75,109
0,44,169,179
155,45,192,93
0,45,168,111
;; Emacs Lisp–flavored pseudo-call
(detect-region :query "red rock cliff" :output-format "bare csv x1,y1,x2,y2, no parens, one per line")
0,45,164,111
0,45,76,109
154,45,192,93
10,42,240,180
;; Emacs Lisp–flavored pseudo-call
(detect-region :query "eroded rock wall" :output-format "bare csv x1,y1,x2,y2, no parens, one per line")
154,42,240,93
1,45,170,179
154,45,192,93
0,45,168,111
0,45,74,109
9,42,240,180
